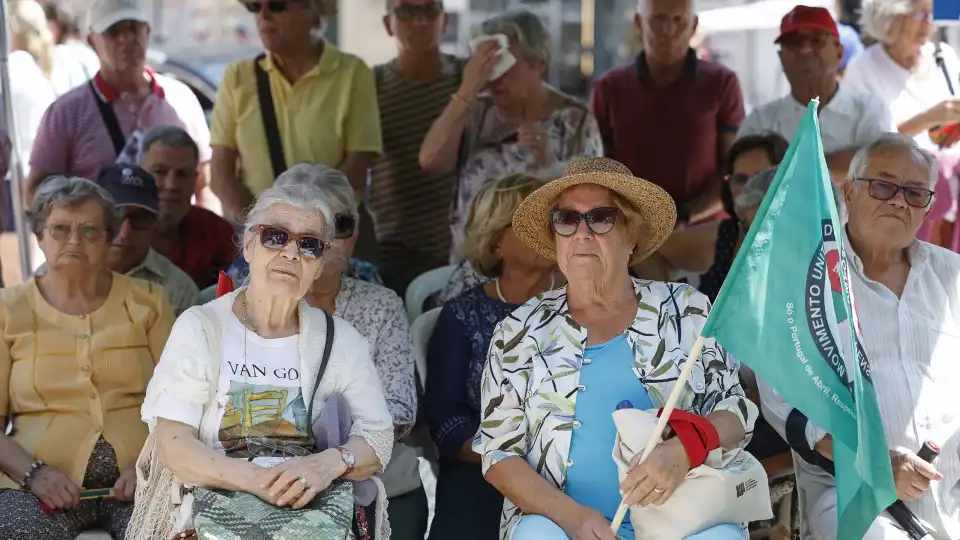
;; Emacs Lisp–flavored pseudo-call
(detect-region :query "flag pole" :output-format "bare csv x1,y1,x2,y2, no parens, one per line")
610,335,706,533
0,0,33,280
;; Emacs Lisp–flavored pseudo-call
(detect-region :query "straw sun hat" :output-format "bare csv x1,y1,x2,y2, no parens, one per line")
512,156,677,262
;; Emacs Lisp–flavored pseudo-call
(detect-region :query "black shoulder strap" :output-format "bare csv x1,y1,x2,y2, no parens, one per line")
308,310,336,418
786,408,836,476
254,54,287,178
88,80,125,156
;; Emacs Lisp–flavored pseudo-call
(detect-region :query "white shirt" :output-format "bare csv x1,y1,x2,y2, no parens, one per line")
737,84,892,155
0,51,56,175
760,235,960,540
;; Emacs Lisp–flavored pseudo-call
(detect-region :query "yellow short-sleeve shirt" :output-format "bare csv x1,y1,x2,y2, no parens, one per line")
211,43,382,196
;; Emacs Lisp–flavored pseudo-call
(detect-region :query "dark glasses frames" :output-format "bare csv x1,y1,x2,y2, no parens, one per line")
334,214,357,240
392,2,443,21
252,224,329,259
550,207,620,237
724,172,750,187
855,178,934,209
243,1,302,14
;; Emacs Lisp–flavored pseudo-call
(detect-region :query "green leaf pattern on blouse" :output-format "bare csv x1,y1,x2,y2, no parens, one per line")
472,278,759,539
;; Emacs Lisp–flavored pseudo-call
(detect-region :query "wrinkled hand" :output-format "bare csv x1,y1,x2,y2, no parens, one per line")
459,40,501,97
559,505,618,540
28,465,81,510
620,438,691,507
518,123,552,168
267,451,347,509
113,465,137,502
891,447,942,501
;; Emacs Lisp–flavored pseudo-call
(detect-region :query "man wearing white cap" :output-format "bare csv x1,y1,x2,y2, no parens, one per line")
25,0,211,205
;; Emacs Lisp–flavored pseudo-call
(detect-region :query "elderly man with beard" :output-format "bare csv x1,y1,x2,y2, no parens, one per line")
738,5,890,186
760,133,960,540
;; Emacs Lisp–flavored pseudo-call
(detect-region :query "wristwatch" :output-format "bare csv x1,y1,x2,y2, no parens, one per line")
335,447,356,477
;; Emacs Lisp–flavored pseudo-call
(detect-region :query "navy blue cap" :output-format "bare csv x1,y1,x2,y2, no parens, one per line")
95,164,159,214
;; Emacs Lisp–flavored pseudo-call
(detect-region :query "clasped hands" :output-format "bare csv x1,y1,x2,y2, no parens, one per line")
247,449,347,509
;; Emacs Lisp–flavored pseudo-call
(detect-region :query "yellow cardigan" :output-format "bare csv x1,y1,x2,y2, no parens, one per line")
0,274,173,489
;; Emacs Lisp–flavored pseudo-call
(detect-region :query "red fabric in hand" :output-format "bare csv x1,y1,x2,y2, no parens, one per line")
656,409,721,469
216,271,234,298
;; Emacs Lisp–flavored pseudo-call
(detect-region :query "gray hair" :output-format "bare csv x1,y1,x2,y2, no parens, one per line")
847,132,938,190
735,167,778,209
860,0,917,44
243,181,336,239
478,10,551,66
27,176,123,240
138,125,199,162
273,163,358,221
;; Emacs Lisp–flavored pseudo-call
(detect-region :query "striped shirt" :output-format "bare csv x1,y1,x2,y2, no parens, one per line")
369,56,465,289
760,234,960,539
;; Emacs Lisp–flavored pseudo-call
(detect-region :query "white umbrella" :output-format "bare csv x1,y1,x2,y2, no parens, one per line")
697,0,833,34
0,0,34,279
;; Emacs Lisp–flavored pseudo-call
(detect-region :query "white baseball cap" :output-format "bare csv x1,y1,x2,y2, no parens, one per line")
87,0,148,35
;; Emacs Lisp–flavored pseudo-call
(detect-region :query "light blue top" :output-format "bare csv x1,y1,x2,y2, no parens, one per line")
564,333,653,540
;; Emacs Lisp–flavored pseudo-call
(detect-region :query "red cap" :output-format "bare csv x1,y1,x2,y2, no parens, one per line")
775,5,839,44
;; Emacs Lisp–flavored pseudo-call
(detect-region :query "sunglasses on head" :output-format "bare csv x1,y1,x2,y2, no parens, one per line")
243,0,304,14
334,214,356,240
550,207,620,237
252,224,329,259
854,178,934,209
392,1,443,21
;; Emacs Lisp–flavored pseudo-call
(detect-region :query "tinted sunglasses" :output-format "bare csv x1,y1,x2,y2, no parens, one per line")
854,178,934,209
252,224,329,259
393,1,443,20
243,0,304,14
334,214,356,240
550,207,620,237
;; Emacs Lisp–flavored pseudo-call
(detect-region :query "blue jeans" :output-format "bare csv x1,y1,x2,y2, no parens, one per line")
511,515,745,540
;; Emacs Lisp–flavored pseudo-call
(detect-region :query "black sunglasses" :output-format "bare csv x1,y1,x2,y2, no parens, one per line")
252,224,329,259
334,214,357,239
243,0,304,14
854,178,934,209
550,207,620,237
392,1,443,21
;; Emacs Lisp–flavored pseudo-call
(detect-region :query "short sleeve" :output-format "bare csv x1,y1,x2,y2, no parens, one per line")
718,71,746,134
210,62,241,150
344,62,382,155
370,293,417,430
29,100,71,173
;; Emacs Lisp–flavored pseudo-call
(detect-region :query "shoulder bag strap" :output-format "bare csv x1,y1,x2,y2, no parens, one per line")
88,80,126,156
253,54,288,178
307,310,336,416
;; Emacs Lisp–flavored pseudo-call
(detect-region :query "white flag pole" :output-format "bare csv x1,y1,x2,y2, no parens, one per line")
0,0,33,280
610,335,706,533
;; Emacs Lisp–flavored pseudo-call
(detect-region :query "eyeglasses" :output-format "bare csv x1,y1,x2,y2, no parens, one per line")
855,178,934,208
550,207,620,237
334,214,356,240
122,209,157,231
392,2,443,21
242,0,304,14
724,172,750,187
45,223,105,242
778,32,834,51
908,10,933,22
252,224,329,259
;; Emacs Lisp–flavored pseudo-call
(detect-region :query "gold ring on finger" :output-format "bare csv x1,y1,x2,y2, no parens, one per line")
653,487,664,493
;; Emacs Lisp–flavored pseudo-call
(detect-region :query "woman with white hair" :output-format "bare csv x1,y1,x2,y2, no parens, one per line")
419,9,603,261
129,180,394,540
275,164,425,540
210,0,381,223
844,0,960,251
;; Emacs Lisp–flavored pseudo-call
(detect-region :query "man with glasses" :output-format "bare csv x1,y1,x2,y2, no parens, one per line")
370,0,465,294
760,133,960,540
35,164,199,315
738,5,890,186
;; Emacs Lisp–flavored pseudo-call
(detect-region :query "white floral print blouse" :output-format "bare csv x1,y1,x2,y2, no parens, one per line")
473,278,758,539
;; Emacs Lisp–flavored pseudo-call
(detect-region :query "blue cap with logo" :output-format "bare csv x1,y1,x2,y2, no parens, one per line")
95,164,159,214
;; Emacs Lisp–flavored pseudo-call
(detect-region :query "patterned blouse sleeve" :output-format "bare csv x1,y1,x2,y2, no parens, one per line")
372,292,418,432
472,317,531,475
580,111,604,157
684,286,758,447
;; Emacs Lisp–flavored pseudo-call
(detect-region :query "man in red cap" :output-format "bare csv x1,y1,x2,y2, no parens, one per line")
738,5,890,185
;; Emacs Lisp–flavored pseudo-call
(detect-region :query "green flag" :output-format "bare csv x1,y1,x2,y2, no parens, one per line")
700,100,896,538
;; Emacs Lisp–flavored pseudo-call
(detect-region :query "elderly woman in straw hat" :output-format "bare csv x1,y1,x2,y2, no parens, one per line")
474,157,758,540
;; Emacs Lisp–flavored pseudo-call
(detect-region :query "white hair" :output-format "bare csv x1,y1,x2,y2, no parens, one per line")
272,163,358,222
478,10,551,66
27,175,123,240
846,132,938,189
860,0,917,44
243,180,335,239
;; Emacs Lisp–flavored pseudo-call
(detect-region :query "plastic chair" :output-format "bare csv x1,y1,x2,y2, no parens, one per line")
404,265,456,322
410,308,441,390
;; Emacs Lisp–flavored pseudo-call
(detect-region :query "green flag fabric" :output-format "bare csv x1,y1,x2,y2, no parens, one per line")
699,100,896,538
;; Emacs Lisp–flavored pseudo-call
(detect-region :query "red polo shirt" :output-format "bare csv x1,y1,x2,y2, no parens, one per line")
156,206,237,289
589,50,744,208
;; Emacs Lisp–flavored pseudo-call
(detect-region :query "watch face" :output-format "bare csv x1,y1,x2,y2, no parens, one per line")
340,448,356,467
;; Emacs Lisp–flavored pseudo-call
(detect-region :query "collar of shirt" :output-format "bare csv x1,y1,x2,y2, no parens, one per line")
776,83,856,117
128,248,170,281
262,41,344,80
841,225,930,280
92,67,165,102
635,48,698,82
